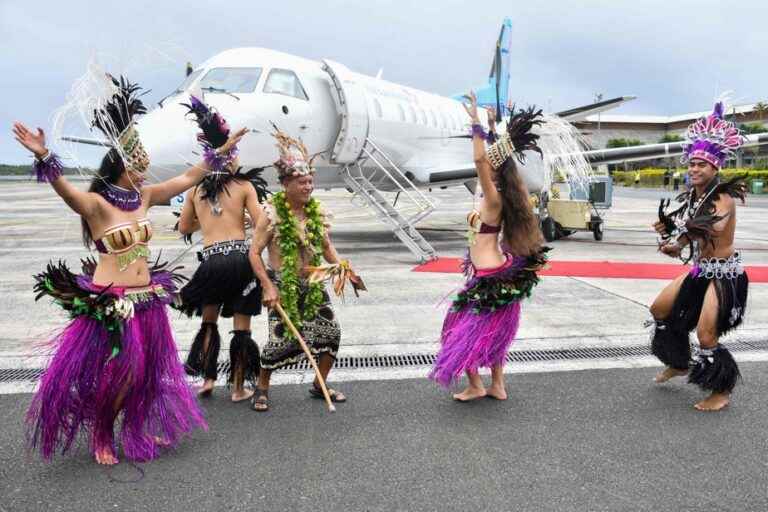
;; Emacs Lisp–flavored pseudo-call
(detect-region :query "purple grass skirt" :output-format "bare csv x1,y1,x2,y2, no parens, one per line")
26,277,208,462
429,256,524,388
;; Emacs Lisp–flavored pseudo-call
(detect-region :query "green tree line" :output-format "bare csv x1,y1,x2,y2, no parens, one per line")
0,163,84,175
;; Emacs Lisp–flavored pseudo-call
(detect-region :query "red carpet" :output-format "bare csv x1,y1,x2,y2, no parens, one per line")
414,257,768,282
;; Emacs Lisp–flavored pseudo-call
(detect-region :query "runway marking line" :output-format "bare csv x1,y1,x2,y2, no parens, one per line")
413,258,768,282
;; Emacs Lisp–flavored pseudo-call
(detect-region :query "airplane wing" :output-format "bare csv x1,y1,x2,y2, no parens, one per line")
425,164,476,184
423,162,547,192
421,132,768,187
584,132,768,165
555,96,637,122
60,136,112,147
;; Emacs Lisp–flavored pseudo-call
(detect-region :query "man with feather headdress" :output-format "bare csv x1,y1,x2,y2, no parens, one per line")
650,101,749,411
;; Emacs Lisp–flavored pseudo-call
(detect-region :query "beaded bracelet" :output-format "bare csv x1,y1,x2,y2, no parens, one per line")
203,146,239,173
32,151,63,183
470,123,488,141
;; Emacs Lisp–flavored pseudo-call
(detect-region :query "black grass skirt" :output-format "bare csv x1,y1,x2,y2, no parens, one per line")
178,240,262,318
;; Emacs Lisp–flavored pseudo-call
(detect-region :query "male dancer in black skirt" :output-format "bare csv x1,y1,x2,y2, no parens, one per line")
177,96,268,401
651,102,748,411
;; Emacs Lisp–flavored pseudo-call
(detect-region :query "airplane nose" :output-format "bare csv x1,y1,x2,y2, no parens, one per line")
136,101,199,182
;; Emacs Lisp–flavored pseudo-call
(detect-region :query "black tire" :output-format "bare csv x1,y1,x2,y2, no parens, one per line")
592,221,604,241
542,217,557,242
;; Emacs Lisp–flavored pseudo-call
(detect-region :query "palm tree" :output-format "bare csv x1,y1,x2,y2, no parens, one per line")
751,102,768,168
754,101,768,125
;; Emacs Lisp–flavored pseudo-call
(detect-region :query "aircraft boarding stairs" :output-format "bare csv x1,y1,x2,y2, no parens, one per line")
322,58,437,262
341,138,437,262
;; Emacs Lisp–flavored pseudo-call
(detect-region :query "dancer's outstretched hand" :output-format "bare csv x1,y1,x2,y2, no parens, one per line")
220,127,248,154
487,107,497,127
659,241,681,257
462,91,479,122
652,221,668,237
13,122,47,158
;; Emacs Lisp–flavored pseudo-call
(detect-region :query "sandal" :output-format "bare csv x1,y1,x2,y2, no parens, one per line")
251,389,269,412
309,385,346,403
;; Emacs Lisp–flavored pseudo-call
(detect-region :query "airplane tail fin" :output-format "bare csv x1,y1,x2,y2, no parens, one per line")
453,17,512,121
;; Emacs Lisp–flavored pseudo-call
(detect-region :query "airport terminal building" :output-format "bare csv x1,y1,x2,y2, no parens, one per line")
575,103,767,166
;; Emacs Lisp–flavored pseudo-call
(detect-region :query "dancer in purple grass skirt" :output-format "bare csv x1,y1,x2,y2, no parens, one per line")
13,73,246,465
429,94,548,401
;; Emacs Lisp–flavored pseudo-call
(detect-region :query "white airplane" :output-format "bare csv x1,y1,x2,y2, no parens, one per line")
65,19,768,261
121,19,630,259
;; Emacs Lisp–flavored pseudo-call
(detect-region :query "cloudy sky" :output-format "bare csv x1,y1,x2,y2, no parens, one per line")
1,0,766,163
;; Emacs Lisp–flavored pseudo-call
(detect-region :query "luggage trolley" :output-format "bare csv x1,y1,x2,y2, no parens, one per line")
538,175,613,242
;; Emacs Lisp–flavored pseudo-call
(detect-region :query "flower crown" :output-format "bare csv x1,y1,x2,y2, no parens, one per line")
271,124,316,180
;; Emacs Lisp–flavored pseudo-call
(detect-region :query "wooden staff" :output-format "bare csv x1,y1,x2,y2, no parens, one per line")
273,303,336,412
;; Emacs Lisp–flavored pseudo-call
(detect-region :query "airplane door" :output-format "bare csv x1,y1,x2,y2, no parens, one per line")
321,59,370,164
257,68,318,151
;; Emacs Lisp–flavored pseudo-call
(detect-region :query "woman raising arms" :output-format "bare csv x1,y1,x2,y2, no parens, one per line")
14,75,246,465
429,91,548,401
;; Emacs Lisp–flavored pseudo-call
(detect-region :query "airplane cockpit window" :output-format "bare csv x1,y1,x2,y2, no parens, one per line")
199,67,263,94
172,69,203,95
263,69,308,100
397,104,406,122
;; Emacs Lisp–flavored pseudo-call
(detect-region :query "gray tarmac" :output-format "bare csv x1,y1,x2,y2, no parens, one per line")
0,182,767,511
2,365,768,512
1,183,766,361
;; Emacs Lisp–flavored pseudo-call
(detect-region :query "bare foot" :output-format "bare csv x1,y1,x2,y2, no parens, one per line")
453,385,486,402
152,436,171,447
654,367,688,383
486,385,508,400
197,379,215,397
694,392,730,411
94,446,118,465
231,389,255,403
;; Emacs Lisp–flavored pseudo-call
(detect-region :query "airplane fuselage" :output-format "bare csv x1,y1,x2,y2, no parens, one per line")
138,47,548,193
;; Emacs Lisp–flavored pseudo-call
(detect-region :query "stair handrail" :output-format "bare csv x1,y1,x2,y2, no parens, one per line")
340,165,437,261
361,138,434,211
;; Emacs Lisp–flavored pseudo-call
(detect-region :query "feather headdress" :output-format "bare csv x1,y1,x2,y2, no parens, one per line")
182,95,231,150
182,95,241,214
92,74,150,173
681,102,746,169
182,95,237,174
487,105,545,170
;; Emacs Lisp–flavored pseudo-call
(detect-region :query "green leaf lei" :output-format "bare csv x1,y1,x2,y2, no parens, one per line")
272,191,326,338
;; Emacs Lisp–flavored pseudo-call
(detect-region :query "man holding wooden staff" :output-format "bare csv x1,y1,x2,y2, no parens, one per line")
248,126,364,412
